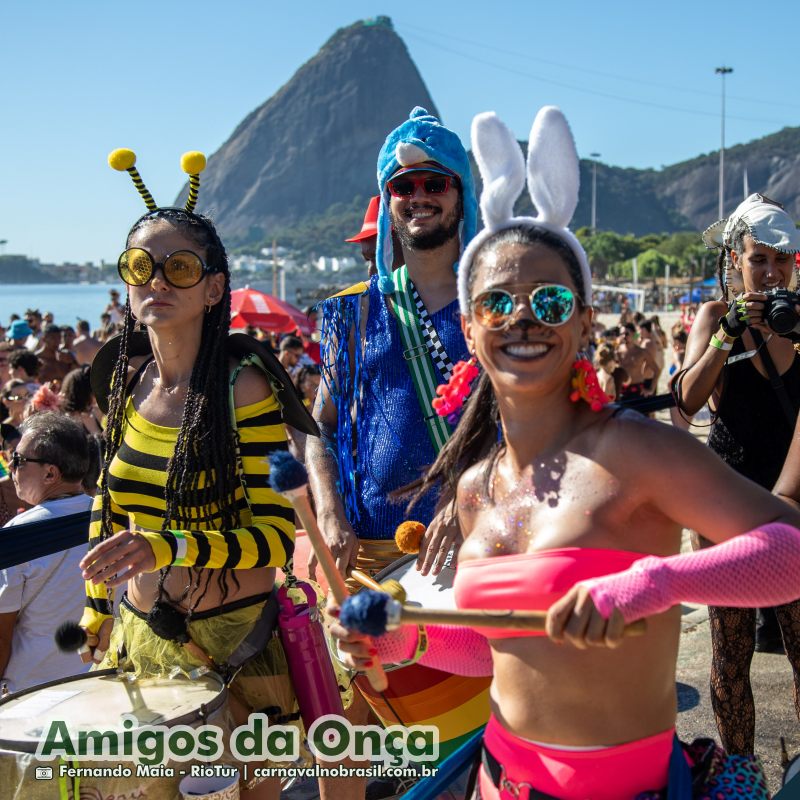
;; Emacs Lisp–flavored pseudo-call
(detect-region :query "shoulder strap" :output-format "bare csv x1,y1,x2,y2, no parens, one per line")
225,589,279,681
387,265,452,454
126,355,153,397
751,330,797,429
666,736,693,800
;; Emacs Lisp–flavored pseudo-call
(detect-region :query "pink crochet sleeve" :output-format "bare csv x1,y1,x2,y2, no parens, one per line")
374,625,494,677
584,523,800,623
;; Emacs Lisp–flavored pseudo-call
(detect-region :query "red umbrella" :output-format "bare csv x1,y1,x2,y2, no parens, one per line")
230,287,312,334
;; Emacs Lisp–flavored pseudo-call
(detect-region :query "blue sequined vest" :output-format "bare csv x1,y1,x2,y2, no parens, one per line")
320,276,468,539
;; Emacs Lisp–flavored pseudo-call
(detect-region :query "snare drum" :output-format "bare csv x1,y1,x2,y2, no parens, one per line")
0,669,233,800
354,555,492,764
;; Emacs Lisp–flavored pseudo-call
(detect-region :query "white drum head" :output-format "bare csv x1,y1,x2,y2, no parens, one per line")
0,670,226,752
374,554,458,609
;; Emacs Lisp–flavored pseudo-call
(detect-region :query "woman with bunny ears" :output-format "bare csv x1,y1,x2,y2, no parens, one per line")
330,107,800,798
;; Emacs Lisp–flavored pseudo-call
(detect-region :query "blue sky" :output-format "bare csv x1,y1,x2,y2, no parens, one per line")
2,0,798,264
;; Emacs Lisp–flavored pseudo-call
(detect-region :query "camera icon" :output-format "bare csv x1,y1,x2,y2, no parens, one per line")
35,766,53,780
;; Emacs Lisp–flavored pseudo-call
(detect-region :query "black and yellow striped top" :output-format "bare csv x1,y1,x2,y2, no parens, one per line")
80,392,295,634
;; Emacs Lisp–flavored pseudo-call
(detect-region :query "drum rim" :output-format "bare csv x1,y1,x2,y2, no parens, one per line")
0,669,228,752
373,554,418,583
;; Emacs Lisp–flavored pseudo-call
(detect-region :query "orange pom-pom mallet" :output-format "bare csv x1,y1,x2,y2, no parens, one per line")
395,521,426,554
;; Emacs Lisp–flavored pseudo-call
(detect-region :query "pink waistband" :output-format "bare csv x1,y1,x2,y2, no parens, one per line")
480,715,673,800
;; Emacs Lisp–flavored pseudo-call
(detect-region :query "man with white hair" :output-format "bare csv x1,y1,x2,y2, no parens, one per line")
0,413,92,693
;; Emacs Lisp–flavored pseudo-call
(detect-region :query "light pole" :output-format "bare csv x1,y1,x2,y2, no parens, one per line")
590,153,601,231
715,66,733,219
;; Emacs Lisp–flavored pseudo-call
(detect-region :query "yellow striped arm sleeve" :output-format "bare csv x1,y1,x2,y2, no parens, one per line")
80,491,126,634
140,395,295,570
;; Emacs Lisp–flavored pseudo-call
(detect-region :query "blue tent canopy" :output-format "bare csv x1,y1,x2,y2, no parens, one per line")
678,288,704,303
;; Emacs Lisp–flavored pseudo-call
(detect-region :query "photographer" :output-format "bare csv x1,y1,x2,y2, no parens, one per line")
674,193,800,755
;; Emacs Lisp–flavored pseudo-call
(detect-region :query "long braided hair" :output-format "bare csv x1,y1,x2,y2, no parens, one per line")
99,209,240,609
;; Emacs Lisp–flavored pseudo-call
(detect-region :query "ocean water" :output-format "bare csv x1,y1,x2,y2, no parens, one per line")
0,283,124,329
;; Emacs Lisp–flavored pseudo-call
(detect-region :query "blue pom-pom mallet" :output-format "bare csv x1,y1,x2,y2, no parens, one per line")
339,590,648,636
268,450,389,691
340,590,398,637
268,450,310,493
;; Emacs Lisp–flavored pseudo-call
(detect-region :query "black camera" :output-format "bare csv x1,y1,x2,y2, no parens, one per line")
762,289,800,335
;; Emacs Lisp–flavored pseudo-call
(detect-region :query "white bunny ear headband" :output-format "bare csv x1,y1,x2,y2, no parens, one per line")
457,106,593,315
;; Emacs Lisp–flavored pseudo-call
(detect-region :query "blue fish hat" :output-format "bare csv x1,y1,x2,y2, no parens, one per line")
376,107,477,294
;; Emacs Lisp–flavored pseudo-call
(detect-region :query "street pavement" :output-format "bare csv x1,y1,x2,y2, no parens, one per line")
676,597,799,794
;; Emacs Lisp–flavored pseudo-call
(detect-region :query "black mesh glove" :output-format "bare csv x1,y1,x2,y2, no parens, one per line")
719,298,748,338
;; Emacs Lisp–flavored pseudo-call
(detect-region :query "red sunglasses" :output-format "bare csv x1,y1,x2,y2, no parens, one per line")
387,174,453,198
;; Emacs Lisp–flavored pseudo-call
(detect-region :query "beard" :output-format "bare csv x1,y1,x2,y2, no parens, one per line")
391,197,462,252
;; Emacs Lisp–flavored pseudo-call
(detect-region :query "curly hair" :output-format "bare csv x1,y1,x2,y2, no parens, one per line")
99,208,240,609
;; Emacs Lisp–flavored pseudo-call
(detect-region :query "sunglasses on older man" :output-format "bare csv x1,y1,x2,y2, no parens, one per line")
117,248,215,289
387,175,453,198
471,284,580,330
9,451,49,470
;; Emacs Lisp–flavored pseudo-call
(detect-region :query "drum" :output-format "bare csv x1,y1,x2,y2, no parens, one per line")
0,669,233,800
355,555,492,764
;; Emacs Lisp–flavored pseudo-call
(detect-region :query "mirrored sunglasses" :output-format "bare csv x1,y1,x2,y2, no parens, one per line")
472,284,578,330
117,248,212,289
387,175,453,198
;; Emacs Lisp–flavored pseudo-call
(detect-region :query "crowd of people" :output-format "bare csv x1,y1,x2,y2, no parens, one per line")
0,106,799,800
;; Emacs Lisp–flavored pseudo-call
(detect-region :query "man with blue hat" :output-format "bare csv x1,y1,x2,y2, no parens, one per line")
8,320,34,349
308,105,477,800
310,107,478,586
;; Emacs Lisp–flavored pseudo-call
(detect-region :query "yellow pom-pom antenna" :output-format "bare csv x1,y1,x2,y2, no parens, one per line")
108,148,136,171
108,148,157,211
181,151,207,214
395,521,427,555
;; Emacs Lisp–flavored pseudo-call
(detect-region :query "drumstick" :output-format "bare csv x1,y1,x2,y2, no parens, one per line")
350,569,382,592
340,590,647,637
269,452,389,692
349,569,406,605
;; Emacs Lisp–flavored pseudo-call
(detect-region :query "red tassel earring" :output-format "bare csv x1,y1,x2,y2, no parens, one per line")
432,357,480,425
570,353,610,412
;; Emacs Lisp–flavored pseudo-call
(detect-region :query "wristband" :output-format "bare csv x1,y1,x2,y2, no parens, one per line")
716,327,735,344
709,334,733,352
171,530,188,566
384,625,429,672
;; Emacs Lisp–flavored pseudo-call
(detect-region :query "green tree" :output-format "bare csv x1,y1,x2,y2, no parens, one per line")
576,229,643,281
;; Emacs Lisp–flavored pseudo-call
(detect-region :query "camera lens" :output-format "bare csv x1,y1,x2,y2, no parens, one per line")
765,290,800,334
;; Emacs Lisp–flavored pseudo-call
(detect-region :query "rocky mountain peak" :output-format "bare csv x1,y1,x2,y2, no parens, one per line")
178,17,439,242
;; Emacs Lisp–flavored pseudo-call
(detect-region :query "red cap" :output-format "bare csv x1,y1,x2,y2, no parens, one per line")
346,196,380,243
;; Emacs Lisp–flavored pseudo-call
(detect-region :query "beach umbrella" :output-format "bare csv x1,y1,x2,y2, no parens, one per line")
230,287,312,334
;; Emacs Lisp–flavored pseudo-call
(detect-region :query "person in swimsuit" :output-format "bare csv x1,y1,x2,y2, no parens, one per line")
675,193,800,754
331,108,800,799
616,322,657,399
